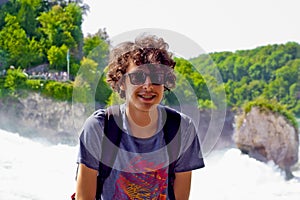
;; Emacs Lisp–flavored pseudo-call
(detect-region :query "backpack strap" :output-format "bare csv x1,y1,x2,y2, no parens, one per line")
162,106,182,199
96,105,122,199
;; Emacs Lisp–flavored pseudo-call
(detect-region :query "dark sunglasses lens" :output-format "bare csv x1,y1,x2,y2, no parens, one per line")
129,71,146,85
164,73,175,88
150,73,164,85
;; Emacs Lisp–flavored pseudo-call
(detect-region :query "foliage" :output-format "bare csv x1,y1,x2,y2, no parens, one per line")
43,80,73,101
0,77,8,97
83,29,109,70
72,73,92,104
73,58,112,105
0,14,29,67
17,0,42,38
171,57,223,109
95,72,112,106
47,44,68,70
242,97,298,130
0,48,8,68
81,30,111,106
37,4,81,48
26,79,44,91
191,42,300,116
171,58,209,106
106,91,125,107
37,3,84,74
0,0,85,73
4,68,27,94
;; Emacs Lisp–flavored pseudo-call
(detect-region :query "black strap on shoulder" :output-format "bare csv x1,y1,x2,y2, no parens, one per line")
162,106,182,199
96,105,122,200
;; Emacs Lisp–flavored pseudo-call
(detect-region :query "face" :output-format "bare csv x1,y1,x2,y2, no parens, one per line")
122,62,165,112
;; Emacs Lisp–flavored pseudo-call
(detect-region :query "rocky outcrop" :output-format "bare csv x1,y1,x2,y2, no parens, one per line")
0,93,91,145
233,107,299,179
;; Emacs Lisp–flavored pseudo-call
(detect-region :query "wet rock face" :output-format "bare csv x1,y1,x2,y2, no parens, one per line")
233,107,299,174
0,93,89,145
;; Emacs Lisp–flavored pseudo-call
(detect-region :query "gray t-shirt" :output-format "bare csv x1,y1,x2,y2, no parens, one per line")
77,104,204,199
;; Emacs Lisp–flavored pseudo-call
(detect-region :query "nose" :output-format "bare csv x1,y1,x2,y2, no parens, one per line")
144,75,152,85
143,76,153,90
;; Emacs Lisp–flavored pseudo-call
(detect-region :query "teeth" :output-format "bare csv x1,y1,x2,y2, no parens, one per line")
142,95,153,99
138,94,155,99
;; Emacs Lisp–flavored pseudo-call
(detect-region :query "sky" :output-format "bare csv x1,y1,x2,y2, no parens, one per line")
82,0,300,55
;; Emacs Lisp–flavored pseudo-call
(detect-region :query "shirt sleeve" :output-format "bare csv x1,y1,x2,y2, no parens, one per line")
174,117,205,172
76,110,105,170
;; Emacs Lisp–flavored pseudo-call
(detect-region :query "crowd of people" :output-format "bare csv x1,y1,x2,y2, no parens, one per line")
28,71,69,81
0,65,69,82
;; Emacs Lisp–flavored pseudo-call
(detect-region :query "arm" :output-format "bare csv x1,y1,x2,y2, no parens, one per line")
173,171,192,200
75,163,98,200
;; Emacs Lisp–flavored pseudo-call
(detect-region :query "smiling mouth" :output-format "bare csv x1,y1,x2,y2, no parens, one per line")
137,94,156,100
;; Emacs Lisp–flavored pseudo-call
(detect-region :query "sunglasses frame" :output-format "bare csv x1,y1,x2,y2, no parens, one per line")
124,70,166,86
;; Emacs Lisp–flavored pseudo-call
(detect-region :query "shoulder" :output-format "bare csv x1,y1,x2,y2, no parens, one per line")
81,108,107,134
92,108,107,120
161,105,194,127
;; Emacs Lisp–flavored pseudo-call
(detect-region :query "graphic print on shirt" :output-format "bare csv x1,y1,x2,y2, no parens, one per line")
112,156,168,200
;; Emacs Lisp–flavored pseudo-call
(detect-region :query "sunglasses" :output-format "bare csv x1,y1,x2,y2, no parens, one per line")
125,71,165,85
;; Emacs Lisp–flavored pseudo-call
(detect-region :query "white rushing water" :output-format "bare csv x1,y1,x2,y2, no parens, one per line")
0,129,299,200
0,129,78,200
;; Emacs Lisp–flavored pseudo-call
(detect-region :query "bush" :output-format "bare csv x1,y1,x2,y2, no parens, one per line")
26,79,44,91
43,80,73,101
4,68,27,94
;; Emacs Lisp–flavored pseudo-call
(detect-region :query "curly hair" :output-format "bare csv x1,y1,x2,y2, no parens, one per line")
106,34,176,98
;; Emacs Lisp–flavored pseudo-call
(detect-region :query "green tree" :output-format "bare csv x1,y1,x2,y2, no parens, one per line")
95,72,112,106
38,3,83,47
0,0,21,29
83,30,109,71
233,56,250,81
175,57,209,101
47,44,68,70
0,48,8,69
38,3,84,73
248,63,264,80
17,0,42,38
4,68,27,94
0,14,44,68
0,14,28,67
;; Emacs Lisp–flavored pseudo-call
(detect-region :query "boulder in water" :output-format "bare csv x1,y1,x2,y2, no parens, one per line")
233,105,299,180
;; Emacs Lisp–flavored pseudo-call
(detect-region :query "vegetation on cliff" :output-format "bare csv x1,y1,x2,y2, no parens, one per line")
237,98,298,131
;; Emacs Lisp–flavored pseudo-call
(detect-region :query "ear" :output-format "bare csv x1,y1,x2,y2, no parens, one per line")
119,82,126,99
119,77,126,91
120,80,125,90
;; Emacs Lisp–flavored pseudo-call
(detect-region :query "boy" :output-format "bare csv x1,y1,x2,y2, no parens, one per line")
75,34,204,200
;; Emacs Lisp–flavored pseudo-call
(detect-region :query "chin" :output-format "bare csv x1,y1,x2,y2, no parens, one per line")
139,103,158,111
129,101,159,112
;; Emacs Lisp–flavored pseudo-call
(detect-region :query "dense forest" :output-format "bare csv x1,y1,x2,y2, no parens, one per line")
0,0,299,118
189,42,300,116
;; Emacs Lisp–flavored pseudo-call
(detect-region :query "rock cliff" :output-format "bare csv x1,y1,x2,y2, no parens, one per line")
0,93,90,145
233,106,299,179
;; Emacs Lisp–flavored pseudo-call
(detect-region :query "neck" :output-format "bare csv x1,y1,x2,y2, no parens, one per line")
125,104,159,138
